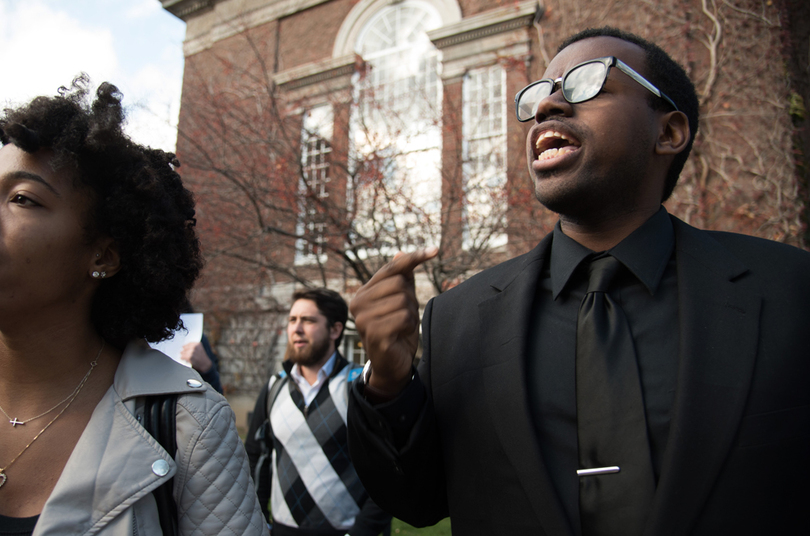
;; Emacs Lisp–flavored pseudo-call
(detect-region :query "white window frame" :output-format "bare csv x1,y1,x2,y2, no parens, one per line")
296,106,333,265
461,64,508,250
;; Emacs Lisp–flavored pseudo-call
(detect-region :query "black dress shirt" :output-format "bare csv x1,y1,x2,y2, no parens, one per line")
527,207,679,536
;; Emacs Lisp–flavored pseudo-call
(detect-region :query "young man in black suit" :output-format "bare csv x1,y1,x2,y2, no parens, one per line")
347,27,810,536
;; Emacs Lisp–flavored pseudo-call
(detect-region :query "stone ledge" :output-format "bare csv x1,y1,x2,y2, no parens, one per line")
428,1,540,50
161,0,215,20
163,0,332,56
273,54,359,91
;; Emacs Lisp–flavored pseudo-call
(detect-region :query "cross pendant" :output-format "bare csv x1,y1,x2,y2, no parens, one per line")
9,418,24,427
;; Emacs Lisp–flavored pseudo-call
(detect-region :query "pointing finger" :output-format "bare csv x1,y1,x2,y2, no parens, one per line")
369,247,439,285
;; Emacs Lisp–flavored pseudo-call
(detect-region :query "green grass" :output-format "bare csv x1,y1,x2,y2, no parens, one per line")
391,517,451,535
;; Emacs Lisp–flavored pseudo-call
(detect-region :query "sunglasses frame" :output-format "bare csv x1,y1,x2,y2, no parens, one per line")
514,56,680,122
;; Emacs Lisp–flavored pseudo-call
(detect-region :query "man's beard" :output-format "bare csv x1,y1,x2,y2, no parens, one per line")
285,335,332,367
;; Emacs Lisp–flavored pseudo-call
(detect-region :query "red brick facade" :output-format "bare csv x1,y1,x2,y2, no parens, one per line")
164,0,805,392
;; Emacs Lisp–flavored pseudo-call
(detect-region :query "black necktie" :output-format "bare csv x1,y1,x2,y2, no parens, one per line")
576,255,655,536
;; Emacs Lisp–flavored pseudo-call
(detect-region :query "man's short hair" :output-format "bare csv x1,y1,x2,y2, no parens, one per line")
558,27,700,201
292,288,349,347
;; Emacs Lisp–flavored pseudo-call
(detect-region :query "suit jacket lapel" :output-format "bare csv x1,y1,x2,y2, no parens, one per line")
645,218,762,535
478,234,574,536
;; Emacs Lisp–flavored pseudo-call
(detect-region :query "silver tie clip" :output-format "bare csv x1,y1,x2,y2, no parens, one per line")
577,466,620,476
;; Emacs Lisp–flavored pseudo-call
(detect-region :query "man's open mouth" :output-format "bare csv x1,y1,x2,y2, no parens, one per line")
535,130,581,161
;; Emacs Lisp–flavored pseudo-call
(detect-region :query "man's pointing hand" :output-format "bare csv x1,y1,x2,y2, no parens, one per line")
350,247,439,399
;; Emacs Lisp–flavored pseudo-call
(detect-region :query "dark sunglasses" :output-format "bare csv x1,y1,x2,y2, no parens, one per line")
514,56,679,122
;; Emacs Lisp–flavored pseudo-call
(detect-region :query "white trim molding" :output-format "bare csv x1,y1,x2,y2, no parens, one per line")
272,54,359,105
162,0,333,56
428,1,541,81
332,0,462,58
274,54,358,90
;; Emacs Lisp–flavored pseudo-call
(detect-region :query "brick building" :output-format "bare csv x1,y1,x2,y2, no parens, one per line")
162,0,807,393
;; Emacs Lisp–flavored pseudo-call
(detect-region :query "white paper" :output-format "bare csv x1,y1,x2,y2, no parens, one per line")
149,313,204,367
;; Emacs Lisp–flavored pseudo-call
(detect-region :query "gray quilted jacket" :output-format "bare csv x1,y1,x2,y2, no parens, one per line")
33,340,269,536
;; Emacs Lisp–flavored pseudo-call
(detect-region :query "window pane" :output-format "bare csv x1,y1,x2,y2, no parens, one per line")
349,2,443,257
462,65,507,250
297,105,333,264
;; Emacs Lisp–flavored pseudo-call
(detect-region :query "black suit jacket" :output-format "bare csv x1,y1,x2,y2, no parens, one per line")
348,215,810,535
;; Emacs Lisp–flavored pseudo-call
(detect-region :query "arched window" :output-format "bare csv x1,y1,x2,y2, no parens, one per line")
355,2,442,126
348,1,444,256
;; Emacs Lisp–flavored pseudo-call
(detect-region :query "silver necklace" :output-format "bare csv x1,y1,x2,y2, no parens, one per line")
0,341,105,427
0,340,104,489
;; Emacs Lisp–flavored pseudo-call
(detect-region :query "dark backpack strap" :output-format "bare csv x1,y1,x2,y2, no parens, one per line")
256,374,288,454
265,372,288,418
253,373,289,492
143,394,178,536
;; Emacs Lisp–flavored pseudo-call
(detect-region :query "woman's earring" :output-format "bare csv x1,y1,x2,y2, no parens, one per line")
92,271,101,279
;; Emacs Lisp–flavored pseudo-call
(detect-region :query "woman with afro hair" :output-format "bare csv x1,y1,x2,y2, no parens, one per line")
0,75,268,536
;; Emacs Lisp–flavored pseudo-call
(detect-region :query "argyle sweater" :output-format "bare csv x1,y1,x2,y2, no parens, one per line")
259,355,389,535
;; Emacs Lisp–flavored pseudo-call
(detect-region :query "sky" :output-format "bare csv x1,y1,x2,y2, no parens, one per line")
0,0,186,151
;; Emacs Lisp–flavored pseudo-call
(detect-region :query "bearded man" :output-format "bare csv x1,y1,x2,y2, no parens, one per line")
245,288,391,536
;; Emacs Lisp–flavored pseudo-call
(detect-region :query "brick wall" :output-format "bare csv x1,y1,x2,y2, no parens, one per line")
168,0,803,393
